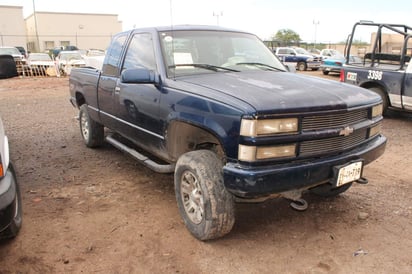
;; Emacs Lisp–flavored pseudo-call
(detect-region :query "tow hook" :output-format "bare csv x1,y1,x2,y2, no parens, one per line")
282,190,309,212
356,177,368,184
290,199,308,211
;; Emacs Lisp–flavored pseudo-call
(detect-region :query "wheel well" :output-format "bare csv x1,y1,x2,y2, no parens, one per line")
75,92,86,107
359,82,390,107
167,121,225,162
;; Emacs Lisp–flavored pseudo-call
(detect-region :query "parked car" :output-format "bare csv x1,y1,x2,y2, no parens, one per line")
0,115,22,239
321,54,362,75
0,47,28,75
320,49,342,59
50,45,79,60
27,53,56,76
56,51,85,75
275,47,322,71
341,21,412,115
69,25,386,240
14,46,27,58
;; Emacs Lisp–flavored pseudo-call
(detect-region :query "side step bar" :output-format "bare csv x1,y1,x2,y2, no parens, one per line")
105,134,175,174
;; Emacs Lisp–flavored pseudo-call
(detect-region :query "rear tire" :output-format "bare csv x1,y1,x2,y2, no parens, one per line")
368,87,389,115
174,150,235,240
79,104,104,148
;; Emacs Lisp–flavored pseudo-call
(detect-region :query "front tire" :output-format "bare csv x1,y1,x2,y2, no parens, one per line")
297,61,307,71
0,164,22,239
174,150,235,240
79,104,104,148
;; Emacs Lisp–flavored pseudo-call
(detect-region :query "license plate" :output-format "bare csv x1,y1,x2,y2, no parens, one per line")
334,161,363,187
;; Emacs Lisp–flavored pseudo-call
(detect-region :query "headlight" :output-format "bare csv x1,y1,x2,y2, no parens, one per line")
369,124,381,138
239,144,296,161
306,57,314,62
372,104,383,117
240,118,298,137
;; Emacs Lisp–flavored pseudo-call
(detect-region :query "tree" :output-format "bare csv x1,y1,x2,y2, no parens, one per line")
272,29,301,46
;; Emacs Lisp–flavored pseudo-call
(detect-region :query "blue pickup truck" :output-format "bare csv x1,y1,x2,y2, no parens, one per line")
69,25,386,240
275,47,322,71
341,22,412,114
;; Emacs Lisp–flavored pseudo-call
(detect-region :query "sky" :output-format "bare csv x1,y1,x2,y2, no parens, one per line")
1,0,412,43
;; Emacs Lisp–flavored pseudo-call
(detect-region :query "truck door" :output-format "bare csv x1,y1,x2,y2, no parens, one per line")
403,61,412,110
114,32,163,148
98,33,128,129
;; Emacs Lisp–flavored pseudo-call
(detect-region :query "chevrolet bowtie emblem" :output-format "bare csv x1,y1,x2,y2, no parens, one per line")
339,126,354,136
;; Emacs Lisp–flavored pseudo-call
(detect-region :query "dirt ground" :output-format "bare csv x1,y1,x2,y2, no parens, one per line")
0,72,411,273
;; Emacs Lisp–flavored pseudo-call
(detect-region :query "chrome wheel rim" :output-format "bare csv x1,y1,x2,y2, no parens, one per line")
80,112,89,140
180,170,204,224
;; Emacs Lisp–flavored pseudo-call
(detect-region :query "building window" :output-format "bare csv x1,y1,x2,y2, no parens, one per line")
61,41,70,47
44,41,55,50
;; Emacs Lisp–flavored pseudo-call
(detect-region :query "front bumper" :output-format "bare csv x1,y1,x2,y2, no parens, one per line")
307,61,321,69
223,135,386,198
320,64,341,73
0,166,18,231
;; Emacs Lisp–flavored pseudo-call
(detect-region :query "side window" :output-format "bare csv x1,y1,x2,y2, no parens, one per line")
103,34,127,76
122,33,156,71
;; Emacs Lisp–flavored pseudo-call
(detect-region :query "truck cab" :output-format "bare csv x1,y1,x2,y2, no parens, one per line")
341,21,412,113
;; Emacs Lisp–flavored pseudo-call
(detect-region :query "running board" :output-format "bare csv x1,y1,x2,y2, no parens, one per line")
105,134,175,173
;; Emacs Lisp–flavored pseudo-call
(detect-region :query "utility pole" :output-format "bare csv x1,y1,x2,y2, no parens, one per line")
213,11,223,26
33,0,40,52
313,19,320,48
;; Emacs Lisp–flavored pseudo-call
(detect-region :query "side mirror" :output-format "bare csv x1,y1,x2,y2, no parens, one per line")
121,68,157,84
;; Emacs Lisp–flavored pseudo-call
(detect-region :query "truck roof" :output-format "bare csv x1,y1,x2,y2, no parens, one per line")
117,25,252,37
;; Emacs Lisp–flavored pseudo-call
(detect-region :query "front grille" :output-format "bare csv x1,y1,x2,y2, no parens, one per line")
302,109,368,131
299,128,368,157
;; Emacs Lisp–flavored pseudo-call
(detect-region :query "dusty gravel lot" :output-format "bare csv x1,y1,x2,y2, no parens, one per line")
0,72,411,273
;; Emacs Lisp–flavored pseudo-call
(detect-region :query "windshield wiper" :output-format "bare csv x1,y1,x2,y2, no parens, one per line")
235,62,285,71
169,63,240,72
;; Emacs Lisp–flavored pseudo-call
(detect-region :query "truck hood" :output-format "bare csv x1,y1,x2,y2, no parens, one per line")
177,71,380,114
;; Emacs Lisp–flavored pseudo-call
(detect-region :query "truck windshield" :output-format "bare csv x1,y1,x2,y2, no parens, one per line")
159,30,286,76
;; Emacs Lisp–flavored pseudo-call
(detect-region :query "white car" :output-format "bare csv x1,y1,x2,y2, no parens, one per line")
27,53,57,76
56,51,86,75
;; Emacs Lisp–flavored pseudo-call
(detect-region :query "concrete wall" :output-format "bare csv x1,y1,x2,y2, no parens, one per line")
26,12,122,52
0,5,27,48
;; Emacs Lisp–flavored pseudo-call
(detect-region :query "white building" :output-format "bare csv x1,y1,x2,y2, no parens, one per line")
25,11,122,52
0,5,27,48
0,5,122,53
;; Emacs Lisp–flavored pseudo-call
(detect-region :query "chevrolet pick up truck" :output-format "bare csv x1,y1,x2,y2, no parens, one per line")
341,22,412,114
275,47,322,71
69,25,386,240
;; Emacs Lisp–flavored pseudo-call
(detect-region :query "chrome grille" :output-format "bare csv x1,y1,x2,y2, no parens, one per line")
299,129,368,157
302,109,368,131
